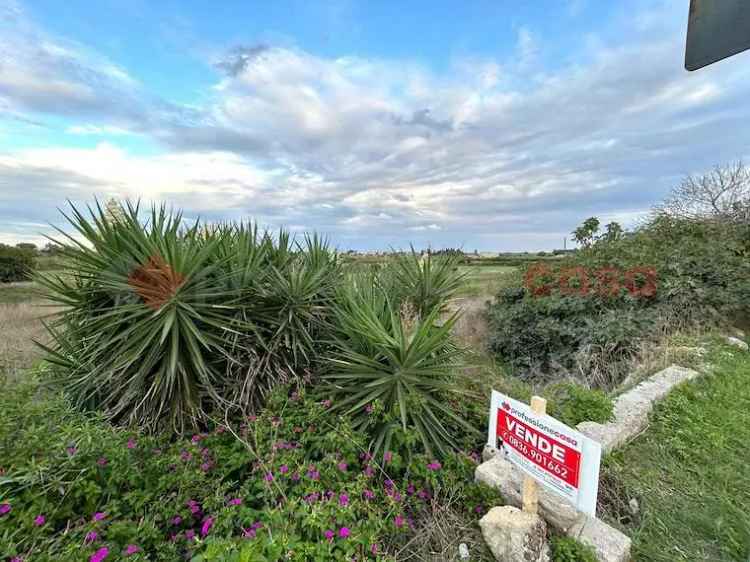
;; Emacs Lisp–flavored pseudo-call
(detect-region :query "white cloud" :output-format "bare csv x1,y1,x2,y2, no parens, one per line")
2,1,750,250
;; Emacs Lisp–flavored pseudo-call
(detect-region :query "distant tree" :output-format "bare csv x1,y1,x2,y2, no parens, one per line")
655,161,750,224
16,243,38,255
598,221,624,243
42,242,63,256
572,217,600,248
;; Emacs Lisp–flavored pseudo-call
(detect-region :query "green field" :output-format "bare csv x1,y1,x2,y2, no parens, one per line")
457,265,519,298
602,341,750,561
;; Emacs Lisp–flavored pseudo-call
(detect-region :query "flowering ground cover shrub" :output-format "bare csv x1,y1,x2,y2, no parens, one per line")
0,371,500,561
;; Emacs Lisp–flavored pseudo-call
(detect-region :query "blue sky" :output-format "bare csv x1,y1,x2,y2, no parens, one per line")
1,0,749,250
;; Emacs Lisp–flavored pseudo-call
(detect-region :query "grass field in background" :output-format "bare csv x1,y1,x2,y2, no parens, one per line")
603,341,750,562
457,265,519,298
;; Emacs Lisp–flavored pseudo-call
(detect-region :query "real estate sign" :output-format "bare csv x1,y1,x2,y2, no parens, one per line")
487,390,602,517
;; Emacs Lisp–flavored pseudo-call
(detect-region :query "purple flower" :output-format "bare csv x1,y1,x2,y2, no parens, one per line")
337,462,348,472
126,438,136,449
264,472,274,482
307,468,320,481
338,493,349,507
338,527,351,539
93,512,106,522
228,498,242,506
363,489,375,500
185,529,196,541
291,472,301,482
97,457,108,466
243,527,257,539
85,531,99,543
124,544,139,556
187,499,201,515
279,464,289,474
171,515,182,525
180,450,192,462
384,451,393,463
34,514,45,526
11,558,22,562
324,529,335,542
0,503,11,516
394,515,405,528
67,446,77,455
321,399,332,408
370,544,379,555
365,403,374,414
90,547,109,562
200,461,212,472
201,516,214,537
363,465,374,477
427,461,442,471
191,434,203,444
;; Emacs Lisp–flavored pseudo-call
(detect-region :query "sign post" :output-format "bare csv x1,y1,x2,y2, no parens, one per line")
488,391,601,517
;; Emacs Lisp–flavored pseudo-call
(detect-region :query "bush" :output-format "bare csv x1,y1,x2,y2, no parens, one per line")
486,213,750,388
0,375,499,561
545,382,613,426
0,244,34,282
550,536,599,562
37,202,340,432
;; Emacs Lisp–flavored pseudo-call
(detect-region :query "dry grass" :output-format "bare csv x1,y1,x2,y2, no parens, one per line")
0,301,54,382
450,296,491,350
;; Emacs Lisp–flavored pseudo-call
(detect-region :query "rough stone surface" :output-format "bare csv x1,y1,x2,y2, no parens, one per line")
458,543,470,560
577,364,699,453
475,454,583,532
726,336,749,351
479,506,550,562
569,517,631,562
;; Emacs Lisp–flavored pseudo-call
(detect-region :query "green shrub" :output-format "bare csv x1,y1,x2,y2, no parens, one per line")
550,536,599,562
545,382,613,426
324,276,476,459
36,202,340,432
0,376,498,561
0,244,34,282
486,213,750,388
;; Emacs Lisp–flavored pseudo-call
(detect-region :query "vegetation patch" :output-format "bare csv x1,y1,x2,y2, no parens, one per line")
601,342,750,561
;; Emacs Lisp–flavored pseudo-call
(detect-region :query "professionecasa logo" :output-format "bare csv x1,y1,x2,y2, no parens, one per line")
524,263,657,298
501,401,511,412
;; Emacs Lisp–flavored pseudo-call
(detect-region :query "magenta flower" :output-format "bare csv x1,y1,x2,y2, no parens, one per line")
363,489,375,500
0,503,11,516
67,446,77,455
85,531,98,543
97,457,108,466
200,461,212,472
171,515,183,525
34,514,45,526
185,529,196,541
307,468,320,481
394,515,405,528
124,544,139,556
228,498,242,506
370,544,379,555
191,434,203,444
126,438,136,449
201,516,214,537
180,450,192,462
338,493,349,507
338,527,351,539
90,547,109,562
279,464,289,474
363,465,374,477
243,527,257,539
365,403,374,414
11,558,22,562
427,461,442,471
264,472,274,482
291,472,301,482
321,399,332,408
93,512,106,522
384,451,393,463
324,529,335,542
337,462,348,472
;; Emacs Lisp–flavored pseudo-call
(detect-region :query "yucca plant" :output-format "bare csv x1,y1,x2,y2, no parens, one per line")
36,201,247,433
385,247,466,318
323,278,475,458
36,201,341,433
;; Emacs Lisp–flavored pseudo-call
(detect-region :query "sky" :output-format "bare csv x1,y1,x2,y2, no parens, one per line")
1,0,749,251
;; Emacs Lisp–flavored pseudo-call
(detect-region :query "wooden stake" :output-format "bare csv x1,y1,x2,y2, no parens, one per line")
522,395,547,513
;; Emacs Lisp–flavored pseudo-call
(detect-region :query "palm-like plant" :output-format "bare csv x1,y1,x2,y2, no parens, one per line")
324,279,475,458
386,248,466,318
36,201,341,433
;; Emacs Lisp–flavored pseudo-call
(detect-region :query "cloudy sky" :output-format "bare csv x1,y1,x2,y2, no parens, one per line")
1,0,749,250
